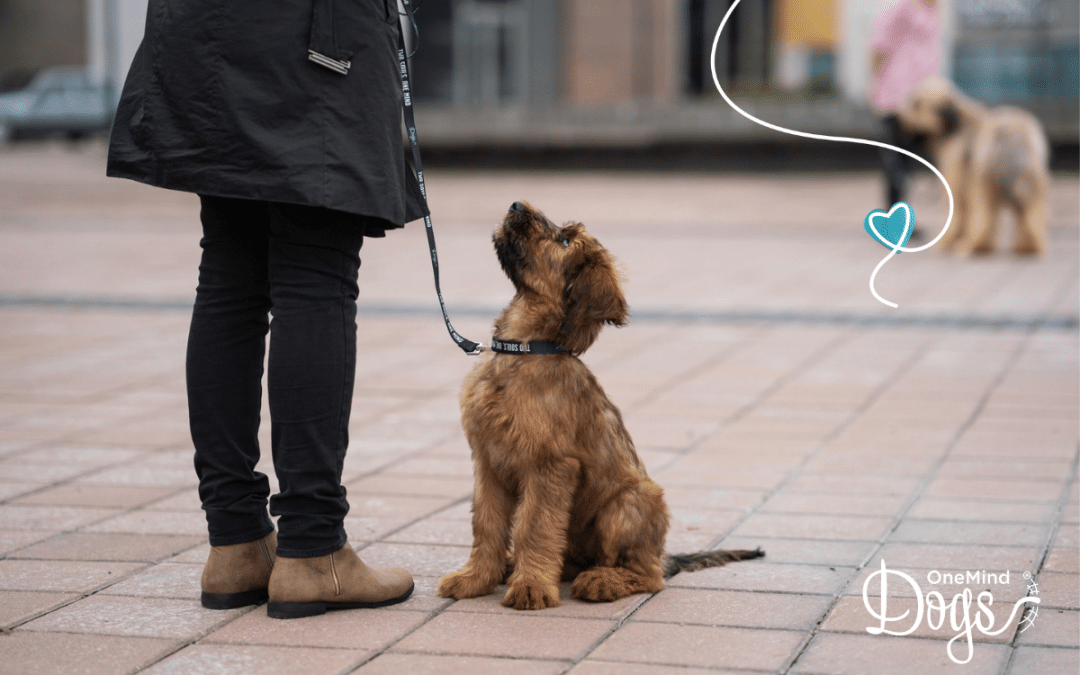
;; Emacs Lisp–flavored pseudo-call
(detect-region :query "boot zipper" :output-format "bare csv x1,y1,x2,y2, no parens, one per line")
259,538,274,572
330,550,341,596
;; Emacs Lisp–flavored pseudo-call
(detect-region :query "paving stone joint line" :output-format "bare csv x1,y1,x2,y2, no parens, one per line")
2,294,1077,332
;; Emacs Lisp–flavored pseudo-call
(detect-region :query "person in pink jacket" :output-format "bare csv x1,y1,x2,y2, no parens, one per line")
870,0,943,216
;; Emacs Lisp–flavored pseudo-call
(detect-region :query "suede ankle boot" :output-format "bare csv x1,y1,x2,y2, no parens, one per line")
200,531,277,609
267,543,414,619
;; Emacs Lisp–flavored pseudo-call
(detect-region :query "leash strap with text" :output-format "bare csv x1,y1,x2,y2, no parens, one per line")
397,1,484,355
490,339,572,356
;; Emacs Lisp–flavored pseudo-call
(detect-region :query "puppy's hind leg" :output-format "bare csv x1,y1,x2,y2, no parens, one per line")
438,460,515,600
571,481,668,603
502,458,581,610
1013,175,1050,255
571,566,664,602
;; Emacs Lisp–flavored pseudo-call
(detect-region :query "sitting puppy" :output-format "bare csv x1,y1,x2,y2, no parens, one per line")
438,201,762,610
898,76,1051,255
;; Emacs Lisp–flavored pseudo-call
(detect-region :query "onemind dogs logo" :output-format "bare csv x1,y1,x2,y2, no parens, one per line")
862,561,1041,665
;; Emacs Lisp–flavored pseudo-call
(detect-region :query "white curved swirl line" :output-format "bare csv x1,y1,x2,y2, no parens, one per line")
709,0,954,307
867,204,912,308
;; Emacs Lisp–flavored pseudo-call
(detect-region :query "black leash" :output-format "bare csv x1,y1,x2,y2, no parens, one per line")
394,5,568,358
396,1,484,355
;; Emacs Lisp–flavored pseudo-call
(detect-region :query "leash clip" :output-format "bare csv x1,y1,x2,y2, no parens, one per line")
466,343,486,356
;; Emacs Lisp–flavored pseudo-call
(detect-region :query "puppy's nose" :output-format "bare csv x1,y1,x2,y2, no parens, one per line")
509,201,525,213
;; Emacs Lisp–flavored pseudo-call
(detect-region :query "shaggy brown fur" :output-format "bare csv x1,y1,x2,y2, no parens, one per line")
437,202,763,611
898,76,1051,255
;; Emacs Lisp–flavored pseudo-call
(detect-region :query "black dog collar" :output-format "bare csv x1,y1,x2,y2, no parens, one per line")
490,338,572,356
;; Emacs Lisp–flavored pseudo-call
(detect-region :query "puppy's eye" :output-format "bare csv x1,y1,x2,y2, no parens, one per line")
559,238,570,248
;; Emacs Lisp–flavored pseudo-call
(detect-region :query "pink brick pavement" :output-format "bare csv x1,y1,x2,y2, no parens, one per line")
0,142,1077,674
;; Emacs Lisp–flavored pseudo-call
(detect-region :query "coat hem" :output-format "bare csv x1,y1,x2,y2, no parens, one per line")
105,163,420,232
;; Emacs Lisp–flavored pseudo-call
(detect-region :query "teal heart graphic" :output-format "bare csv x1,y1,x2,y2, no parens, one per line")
863,202,914,253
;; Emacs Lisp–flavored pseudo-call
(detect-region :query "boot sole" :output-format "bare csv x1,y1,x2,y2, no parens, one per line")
201,588,269,610
266,582,415,619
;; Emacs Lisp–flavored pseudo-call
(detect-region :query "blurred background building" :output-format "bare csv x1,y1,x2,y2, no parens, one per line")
1,0,1076,164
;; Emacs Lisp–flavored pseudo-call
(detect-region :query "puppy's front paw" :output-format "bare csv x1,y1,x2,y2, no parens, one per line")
437,568,497,599
502,580,560,610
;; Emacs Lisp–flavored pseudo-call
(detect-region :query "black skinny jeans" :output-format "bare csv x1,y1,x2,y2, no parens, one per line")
187,195,367,558
880,114,920,208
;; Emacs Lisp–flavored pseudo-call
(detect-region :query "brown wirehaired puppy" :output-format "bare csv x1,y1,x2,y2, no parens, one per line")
437,201,762,610
898,76,1050,255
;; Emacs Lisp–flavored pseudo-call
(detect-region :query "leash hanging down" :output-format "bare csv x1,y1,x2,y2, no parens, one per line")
397,0,484,355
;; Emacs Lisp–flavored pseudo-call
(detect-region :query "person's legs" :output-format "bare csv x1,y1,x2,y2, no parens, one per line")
188,196,275,545
263,203,365,558
259,203,414,618
880,114,909,207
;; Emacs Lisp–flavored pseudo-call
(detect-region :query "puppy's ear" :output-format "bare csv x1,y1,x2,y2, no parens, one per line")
938,101,960,135
558,235,628,354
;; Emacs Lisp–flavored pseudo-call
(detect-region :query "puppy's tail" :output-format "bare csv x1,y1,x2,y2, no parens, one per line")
662,547,764,578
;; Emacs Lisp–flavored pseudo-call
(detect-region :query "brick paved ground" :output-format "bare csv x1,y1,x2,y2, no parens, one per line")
0,141,1077,674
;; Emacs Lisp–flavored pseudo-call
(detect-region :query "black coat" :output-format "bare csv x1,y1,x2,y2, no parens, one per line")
107,0,427,231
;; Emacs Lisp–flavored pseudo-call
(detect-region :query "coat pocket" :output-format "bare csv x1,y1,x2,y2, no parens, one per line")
308,0,353,75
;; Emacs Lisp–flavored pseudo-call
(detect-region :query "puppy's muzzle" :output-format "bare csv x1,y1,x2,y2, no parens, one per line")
510,201,526,213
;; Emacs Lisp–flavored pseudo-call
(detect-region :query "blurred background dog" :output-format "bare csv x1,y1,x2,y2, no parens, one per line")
898,76,1051,255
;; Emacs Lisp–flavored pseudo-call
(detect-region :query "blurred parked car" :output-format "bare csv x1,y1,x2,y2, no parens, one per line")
0,67,112,142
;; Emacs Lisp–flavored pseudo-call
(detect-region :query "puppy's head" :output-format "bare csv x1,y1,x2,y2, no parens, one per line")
898,76,962,138
494,201,628,354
